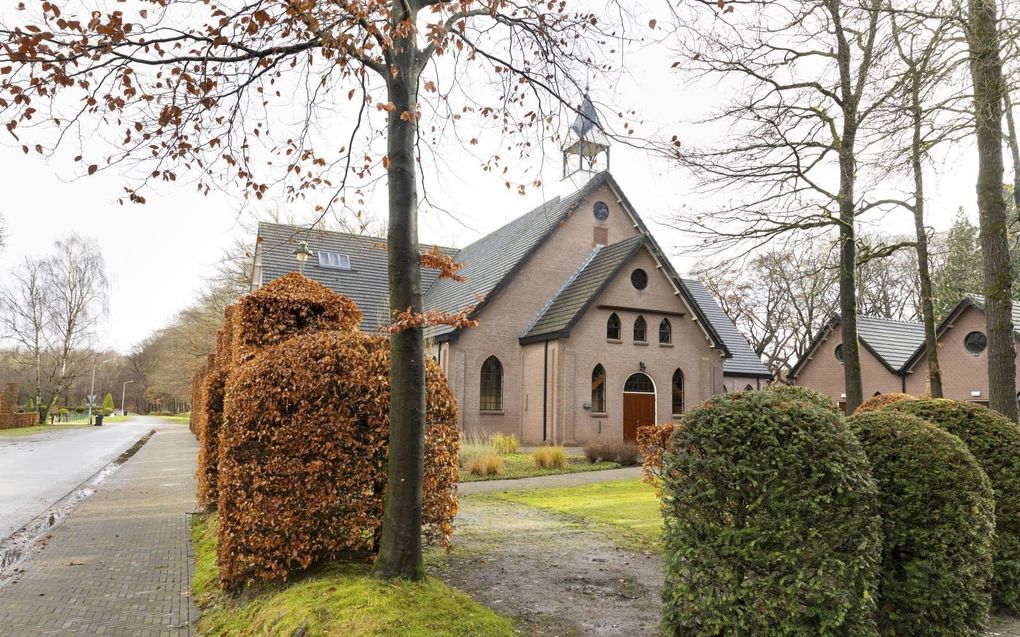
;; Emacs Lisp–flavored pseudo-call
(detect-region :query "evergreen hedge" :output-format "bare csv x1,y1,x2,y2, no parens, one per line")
762,383,841,414
660,390,881,636
847,411,995,635
886,399,1020,613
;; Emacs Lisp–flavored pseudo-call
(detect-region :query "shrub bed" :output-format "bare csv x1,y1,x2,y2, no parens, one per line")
886,399,1020,613
854,392,916,414
762,383,841,413
661,391,881,636
216,329,459,590
848,410,995,635
583,440,639,466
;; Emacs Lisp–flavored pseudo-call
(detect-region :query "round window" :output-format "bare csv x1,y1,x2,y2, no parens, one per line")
965,331,987,354
834,344,844,362
631,268,648,290
593,201,610,222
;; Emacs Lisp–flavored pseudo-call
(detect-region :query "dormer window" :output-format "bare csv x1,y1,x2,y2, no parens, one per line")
318,251,352,270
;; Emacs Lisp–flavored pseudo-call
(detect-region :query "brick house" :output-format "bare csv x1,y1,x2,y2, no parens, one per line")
790,298,1020,409
250,98,769,444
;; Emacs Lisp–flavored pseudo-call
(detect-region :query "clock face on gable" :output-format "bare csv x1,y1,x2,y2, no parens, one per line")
593,201,610,222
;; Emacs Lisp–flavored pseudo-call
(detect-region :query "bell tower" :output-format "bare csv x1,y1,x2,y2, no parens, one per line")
562,91,610,187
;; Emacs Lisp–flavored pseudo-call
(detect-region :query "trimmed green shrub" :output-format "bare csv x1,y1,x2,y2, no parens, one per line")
661,391,881,636
762,382,841,414
848,411,995,635
886,399,1020,613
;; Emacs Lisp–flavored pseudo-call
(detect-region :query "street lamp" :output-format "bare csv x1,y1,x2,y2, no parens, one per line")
87,359,110,425
293,240,312,273
121,380,135,416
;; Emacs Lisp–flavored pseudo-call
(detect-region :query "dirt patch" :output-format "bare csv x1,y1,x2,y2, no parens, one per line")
429,496,663,637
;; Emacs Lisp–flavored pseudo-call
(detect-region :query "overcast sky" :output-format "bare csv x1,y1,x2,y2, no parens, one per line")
0,9,988,354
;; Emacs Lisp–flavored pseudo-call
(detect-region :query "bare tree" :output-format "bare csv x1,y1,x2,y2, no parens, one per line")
0,235,109,422
670,0,898,412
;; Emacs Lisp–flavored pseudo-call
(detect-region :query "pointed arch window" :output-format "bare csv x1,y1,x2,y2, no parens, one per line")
659,318,672,344
672,369,685,416
633,316,647,342
591,364,607,413
607,313,621,340
480,356,503,412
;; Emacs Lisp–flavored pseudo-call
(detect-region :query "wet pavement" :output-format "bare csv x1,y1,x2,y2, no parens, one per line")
0,417,153,540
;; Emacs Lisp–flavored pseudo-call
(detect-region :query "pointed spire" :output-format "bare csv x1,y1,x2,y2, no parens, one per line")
562,91,610,158
569,91,601,140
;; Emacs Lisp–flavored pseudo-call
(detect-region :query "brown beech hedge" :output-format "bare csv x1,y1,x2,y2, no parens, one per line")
854,392,916,414
216,329,459,590
190,361,208,437
196,363,227,510
230,272,362,363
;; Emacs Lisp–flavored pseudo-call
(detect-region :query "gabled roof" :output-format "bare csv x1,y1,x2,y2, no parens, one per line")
424,171,731,357
520,235,645,343
900,296,1020,371
790,314,928,377
682,279,773,379
255,222,457,331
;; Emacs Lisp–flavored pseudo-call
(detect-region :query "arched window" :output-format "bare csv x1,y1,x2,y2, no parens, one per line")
624,372,655,393
591,364,607,413
672,369,685,415
480,356,503,412
606,313,621,340
633,316,647,342
744,384,754,392
659,318,672,344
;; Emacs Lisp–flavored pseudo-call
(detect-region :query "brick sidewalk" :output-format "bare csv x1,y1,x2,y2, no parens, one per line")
0,423,198,636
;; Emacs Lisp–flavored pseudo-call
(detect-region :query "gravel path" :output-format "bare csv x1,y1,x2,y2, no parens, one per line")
432,496,664,637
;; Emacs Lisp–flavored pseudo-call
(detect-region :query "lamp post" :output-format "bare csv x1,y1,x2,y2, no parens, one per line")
87,359,110,425
293,240,312,273
121,380,135,416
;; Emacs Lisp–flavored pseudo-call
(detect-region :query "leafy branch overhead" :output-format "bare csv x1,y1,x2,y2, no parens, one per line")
0,0,655,209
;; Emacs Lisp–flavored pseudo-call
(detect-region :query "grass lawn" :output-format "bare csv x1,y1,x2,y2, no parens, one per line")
156,414,191,425
0,422,93,438
459,453,619,482
486,479,663,552
191,514,516,637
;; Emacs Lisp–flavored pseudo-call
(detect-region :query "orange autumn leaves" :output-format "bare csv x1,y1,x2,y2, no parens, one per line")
190,273,460,590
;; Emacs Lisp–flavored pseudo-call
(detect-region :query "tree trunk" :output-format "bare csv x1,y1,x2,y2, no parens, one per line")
909,68,943,398
968,0,1017,420
374,36,427,580
1005,91,1020,214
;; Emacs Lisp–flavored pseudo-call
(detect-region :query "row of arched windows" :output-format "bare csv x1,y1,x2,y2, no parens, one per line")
591,365,685,416
481,355,686,417
607,312,671,344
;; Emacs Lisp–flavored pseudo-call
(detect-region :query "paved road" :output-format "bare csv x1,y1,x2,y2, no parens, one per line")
0,422,198,636
0,417,154,539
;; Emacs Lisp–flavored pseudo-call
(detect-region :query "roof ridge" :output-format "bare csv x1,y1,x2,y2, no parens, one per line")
521,244,603,337
859,315,924,327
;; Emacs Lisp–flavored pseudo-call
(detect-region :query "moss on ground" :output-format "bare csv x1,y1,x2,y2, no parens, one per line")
458,453,618,482
190,514,517,637
482,479,662,552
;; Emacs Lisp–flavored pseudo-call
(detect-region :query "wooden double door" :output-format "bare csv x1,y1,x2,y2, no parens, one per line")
623,392,656,442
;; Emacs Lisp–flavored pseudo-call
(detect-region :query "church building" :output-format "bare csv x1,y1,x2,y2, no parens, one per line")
249,96,769,444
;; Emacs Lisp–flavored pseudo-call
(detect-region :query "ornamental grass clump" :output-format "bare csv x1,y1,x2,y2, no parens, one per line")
848,411,995,636
533,446,568,469
854,392,917,414
660,391,881,636
489,433,519,455
886,398,1020,613
466,453,505,477
761,382,841,414
217,329,459,590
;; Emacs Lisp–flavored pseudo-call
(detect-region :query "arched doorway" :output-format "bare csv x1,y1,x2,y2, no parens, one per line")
623,372,656,442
